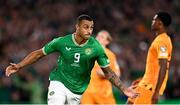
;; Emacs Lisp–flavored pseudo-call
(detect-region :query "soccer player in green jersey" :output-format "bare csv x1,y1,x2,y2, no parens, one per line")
5,14,138,105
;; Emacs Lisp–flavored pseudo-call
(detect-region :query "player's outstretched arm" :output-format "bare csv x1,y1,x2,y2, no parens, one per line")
101,66,139,98
5,49,45,77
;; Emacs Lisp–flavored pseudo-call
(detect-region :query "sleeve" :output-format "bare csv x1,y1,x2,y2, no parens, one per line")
156,41,169,59
42,37,61,55
96,45,110,68
106,49,120,75
110,54,120,72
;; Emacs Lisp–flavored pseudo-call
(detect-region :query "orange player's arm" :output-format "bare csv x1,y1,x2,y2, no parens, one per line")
5,49,45,76
152,59,168,104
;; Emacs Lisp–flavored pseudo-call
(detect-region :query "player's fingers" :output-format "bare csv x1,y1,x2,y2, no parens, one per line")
128,85,137,90
131,85,137,89
133,92,139,98
10,63,16,66
132,81,139,85
130,93,139,99
6,66,11,71
5,66,15,77
6,69,16,77
128,89,139,98
5,70,11,77
9,63,19,70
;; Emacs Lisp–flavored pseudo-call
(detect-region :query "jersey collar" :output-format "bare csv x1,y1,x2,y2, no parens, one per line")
72,34,89,47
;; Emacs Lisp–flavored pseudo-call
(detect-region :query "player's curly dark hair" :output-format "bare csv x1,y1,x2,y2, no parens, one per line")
157,12,172,27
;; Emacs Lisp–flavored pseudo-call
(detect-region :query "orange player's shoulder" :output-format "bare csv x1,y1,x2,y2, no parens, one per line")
156,33,171,42
105,48,117,63
105,48,116,57
152,33,172,48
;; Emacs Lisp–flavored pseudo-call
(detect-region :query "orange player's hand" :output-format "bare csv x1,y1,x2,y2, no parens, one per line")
123,87,139,99
131,78,142,86
5,63,20,77
128,84,137,90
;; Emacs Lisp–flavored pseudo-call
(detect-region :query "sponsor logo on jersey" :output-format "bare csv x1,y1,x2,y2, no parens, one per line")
85,48,92,55
66,47,71,51
71,63,80,67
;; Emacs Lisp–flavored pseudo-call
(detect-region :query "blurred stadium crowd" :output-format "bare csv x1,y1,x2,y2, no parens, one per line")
0,0,180,104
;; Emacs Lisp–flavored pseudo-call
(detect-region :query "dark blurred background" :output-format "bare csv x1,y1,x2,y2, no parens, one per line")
0,0,180,104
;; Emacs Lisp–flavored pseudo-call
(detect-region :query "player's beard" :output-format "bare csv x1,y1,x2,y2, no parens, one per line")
80,33,90,40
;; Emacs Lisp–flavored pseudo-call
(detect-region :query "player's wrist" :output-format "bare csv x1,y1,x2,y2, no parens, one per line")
118,83,126,92
121,86,127,92
16,63,22,69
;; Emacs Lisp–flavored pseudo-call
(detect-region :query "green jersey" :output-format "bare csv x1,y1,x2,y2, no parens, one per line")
42,34,109,94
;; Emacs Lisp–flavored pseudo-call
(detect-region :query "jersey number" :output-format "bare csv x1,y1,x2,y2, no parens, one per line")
74,53,80,63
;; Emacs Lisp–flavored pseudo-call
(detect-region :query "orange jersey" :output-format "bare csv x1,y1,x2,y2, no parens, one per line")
139,33,172,95
82,48,120,103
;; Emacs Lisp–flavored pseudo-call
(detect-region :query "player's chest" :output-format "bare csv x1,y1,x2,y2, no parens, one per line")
148,41,158,58
59,45,97,61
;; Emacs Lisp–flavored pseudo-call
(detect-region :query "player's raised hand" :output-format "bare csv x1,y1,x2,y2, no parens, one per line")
123,87,139,99
5,63,20,77
129,77,142,89
131,78,142,86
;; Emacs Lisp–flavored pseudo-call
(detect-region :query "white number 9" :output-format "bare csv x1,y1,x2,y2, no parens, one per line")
74,53,80,63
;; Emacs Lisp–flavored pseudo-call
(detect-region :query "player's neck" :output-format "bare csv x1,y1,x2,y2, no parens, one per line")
155,29,166,36
74,33,88,45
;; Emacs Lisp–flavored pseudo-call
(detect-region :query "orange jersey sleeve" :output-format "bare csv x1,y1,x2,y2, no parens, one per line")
105,48,120,76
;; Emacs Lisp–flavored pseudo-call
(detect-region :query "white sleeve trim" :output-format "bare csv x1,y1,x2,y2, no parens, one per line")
42,47,47,55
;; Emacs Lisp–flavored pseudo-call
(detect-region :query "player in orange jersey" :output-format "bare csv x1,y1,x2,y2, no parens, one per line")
127,12,172,104
81,30,120,104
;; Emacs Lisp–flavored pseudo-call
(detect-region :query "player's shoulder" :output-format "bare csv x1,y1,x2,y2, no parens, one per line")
105,48,116,56
89,36,100,45
157,33,171,40
152,34,172,52
89,35,96,41
60,34,72,39
54,34,72,41
49,34,71,45
106,48,114,54
88,36,104,51
155,33,171,45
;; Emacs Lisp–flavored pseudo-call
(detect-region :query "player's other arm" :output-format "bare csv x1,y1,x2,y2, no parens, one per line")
152,58,168,104
101,66,138,98
5,49,45,76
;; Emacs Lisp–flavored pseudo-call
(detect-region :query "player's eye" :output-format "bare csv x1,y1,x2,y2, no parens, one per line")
83,25,88,29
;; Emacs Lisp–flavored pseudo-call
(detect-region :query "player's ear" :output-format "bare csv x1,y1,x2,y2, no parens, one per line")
75,24,79,30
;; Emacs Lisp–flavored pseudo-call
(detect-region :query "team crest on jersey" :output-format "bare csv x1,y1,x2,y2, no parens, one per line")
85,48,92,55
160,46,167,52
